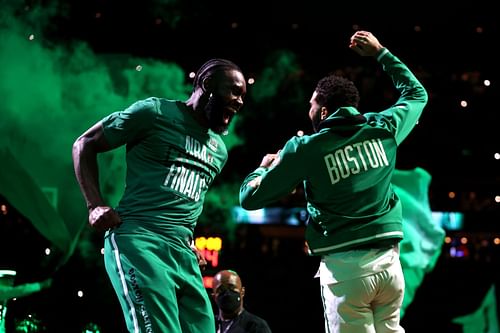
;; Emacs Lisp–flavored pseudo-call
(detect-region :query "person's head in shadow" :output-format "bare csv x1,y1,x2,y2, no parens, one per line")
211,269,273,333
212,269,244,319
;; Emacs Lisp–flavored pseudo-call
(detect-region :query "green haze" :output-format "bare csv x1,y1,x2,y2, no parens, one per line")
0,1,190,258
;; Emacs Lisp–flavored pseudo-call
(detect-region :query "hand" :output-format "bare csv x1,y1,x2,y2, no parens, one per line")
349,31,384,57
191,243,207,270
259,151,281,169
246,151,281,189
88,206,122,232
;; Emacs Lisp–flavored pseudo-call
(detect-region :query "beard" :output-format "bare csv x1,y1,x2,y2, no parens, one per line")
311,113,322,133
204,93,231,135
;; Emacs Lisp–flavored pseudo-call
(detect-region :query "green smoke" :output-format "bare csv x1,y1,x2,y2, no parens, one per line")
0,1,313,260
251,49,303,102
0,2,191,258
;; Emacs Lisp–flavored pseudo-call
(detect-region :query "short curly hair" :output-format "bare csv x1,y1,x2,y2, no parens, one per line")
314,75,360,111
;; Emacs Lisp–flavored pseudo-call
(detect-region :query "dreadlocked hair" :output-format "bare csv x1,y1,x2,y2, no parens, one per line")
192,58,242,93
314,75,360,111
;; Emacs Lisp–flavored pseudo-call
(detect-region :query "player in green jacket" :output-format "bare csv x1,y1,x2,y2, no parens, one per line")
239,31,428,333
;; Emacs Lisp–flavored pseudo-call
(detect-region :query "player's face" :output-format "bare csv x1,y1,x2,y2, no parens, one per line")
204,70,246,135
309,91,323,132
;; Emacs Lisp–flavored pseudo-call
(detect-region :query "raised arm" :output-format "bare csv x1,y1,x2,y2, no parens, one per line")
351,30,428,145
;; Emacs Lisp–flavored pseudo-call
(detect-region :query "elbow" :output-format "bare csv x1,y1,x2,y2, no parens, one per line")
239,194,261,211
421,88,429,104
406,86,428,108
72,135,97,162
72,136,83,159
239,196,251,210
239,200,254,211
72,136,87,159
416,84,429,104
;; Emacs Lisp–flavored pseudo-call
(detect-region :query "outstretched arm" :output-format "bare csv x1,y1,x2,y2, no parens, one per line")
240,139,304,210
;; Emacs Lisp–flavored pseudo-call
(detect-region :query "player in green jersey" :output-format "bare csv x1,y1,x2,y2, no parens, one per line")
73,59,246,333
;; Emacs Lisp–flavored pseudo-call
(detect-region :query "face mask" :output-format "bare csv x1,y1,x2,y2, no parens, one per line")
216,289,241,314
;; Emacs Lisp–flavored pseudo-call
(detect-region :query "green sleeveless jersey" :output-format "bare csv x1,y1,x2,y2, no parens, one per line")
240,49,428,255
101,97,227,233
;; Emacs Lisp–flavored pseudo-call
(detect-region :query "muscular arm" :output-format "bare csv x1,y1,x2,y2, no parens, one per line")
72,122,112,210
72,122,121,231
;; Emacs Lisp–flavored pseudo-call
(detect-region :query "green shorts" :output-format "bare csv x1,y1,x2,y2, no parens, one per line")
104,227,215,333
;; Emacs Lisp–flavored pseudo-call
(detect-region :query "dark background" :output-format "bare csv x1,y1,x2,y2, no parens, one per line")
1,0,499,332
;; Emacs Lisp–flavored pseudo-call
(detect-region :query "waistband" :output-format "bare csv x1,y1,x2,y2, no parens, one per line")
352,238,400,251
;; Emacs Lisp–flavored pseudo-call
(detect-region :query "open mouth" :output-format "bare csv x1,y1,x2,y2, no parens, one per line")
222,108,236,124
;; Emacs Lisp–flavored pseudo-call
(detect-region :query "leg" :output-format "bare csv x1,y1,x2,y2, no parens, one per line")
104,231,183,332
321,276,377,333
177,248,215,333
372,261,405,333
